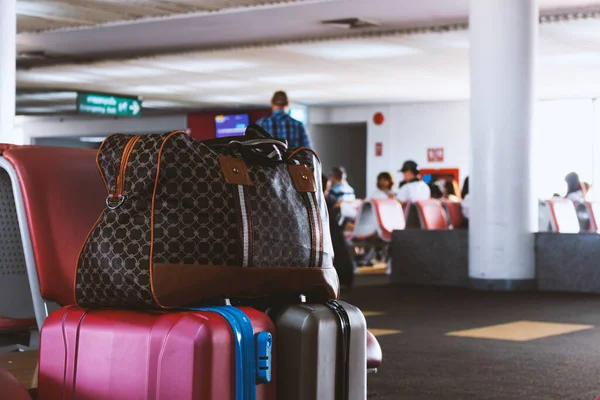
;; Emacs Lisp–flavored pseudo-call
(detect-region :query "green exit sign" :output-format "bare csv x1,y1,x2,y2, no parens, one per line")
77,92,142,117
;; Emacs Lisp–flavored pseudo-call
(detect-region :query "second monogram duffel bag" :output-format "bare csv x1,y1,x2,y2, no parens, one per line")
75,126,338,309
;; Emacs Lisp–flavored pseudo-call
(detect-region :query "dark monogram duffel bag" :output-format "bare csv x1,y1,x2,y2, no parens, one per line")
75,126,338,309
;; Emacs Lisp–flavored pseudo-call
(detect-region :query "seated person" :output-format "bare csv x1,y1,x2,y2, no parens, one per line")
321,174,355,287
461,178,470,228
326,166,356,204
462,194,471,220
371,172,396,199
396,160,431,203
444,180,461,202
565,172,585,203
461,176,469,199
430,180,443,199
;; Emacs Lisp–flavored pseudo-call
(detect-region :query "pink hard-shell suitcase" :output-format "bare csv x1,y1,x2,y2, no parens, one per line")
38,305,276,400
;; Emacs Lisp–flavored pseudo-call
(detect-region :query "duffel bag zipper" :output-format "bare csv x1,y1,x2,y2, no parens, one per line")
106,135,140,209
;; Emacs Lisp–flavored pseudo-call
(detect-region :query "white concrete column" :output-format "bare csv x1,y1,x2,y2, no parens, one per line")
0,0,18,144
469,0,538,289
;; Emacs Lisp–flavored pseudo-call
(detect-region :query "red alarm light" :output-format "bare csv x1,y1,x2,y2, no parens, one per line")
373,112,384,125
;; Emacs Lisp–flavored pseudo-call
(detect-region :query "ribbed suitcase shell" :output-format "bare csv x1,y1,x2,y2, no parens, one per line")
38,306,276,400
273,301,367,400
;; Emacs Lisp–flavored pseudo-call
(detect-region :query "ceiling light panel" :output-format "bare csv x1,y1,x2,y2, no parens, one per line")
191,80,252,89
77,64,167,79
126,85,192,94
542,52,600,65
17,70,98,84
284,40,422,60
16,91,77,101
395,31,470,50
143,57,258,73
17,105,75,113
286,89,333,99
257,73,333,84
198,94,266,104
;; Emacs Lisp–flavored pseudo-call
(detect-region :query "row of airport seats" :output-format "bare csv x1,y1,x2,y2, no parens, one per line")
348,196,600,240
540,198,600,233
0,143,383,396
346,198,464,245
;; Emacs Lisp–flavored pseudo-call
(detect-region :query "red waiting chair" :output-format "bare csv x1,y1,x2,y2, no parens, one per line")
407,199,449,230
352,199,405,242
584,201,600,233
441,199,464,229
545,198,579,233
0,145,37,351
0,146,105,329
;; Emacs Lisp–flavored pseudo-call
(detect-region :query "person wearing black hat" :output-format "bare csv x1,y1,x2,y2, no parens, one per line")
256,90,311,148
565,171,585,202
396,160,431,203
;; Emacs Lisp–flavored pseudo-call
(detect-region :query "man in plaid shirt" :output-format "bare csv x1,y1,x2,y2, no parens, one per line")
256,91,311,148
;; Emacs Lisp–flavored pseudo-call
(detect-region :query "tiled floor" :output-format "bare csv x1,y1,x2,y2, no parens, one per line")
347,285,600,399
0,350,38,390
445,320,594,341
369,328,402,337
363,311,386,317
4,285,600,400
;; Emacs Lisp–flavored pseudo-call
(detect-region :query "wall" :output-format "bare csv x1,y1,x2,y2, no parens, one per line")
310,99,600,200
187,109,270,140
532,99,595,199
20,114,187,143
34,137,100,149
309,101,470,197
388,102,469,184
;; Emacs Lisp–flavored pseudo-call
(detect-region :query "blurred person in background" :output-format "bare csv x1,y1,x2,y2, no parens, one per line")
326,166,356,204
444,180,461,202
565,172,585,202
461,176,470,225
372,172,396,199
321,174,355,287
461,177,469,199
429,180,443,199
396,160,430,203
256,90,311,148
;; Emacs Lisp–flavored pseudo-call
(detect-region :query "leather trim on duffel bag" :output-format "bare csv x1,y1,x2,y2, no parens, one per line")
288,164,316,193
152,264,340,307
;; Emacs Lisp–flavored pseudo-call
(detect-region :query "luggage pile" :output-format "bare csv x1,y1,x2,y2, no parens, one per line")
35,125,380,400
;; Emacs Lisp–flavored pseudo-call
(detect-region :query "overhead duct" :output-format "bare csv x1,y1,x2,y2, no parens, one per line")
321,17,379,29
16,0,326,33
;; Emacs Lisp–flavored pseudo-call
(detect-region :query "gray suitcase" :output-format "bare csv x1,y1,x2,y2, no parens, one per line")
273,299,367,400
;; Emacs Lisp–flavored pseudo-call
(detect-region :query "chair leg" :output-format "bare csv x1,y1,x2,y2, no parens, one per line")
27,330,39,349
0,344,20,354
0,329,40,354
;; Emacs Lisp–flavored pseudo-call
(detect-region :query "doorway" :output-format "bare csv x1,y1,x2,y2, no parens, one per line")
310,122,367,198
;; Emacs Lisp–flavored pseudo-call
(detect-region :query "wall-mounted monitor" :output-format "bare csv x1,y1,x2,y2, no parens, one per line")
215,114,249,138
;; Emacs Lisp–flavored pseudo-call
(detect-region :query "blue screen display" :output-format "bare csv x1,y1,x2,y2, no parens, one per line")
215,114,250,138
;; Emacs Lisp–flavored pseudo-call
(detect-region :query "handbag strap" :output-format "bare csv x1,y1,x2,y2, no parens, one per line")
203,124,288,164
